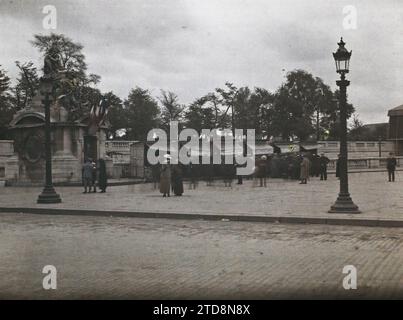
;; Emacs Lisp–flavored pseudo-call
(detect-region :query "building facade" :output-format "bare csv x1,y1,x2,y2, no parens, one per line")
388,104,403,155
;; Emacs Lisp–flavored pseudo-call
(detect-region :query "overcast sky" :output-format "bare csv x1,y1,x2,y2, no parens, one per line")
1,0,402,123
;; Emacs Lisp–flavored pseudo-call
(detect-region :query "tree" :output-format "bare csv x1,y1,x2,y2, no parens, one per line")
102,91,123,139
32,33,87,78
324,89,355,140
232,86,274,139
158,90,184,130
205,92,222,127
0,67,10,94
0,66,13,138
31,33,101,121
271,84,306,141
310,78,335,140
215,82,238,132
251,88,275,139
123,87,160,141
272,69,343,141
184,95,216,133
182,85,274,138
233,86,251,131
347,113,369,141
12,61,40,110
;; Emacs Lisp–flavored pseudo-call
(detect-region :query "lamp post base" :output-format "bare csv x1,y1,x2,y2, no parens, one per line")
37,185,62,204
328,193,360,213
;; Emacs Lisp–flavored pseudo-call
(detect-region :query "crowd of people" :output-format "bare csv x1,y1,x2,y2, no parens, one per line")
253,152,331,185
81,152,398,197
149,152,332,197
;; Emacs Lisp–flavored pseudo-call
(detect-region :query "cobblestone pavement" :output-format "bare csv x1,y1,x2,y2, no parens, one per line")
1,172,403,221
0,212,402,299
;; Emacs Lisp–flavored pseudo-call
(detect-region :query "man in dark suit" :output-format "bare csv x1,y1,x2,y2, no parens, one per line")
319,153,330,181
82,158,93,193
386,152,397,182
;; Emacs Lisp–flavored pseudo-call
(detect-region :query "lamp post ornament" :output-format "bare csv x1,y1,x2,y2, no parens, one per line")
329,38,360,213
37,45,62,204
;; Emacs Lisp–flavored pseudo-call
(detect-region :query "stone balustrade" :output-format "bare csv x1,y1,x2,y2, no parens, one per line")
318,140,395,158
327,156,403,170
0,140,19,184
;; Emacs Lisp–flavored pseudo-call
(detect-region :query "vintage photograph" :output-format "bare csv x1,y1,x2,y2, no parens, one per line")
0,0,402,301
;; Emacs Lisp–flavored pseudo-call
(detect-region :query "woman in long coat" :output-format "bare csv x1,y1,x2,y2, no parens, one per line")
299,155,310,184
97,158,108,193
204,164,214,186
160,162,171,197
171,165,184,196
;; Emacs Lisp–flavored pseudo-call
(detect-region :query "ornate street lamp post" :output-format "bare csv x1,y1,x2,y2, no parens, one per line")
37,76,62,204
329,38,360,213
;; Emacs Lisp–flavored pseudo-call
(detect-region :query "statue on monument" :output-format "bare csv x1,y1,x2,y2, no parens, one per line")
41,43,72,121
19,43,64,112
43,43,63,79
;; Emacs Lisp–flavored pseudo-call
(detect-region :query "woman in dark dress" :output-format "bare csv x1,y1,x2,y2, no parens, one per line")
171,165,184,196
205,164,214,186
97,158,108,193
152,164,160,189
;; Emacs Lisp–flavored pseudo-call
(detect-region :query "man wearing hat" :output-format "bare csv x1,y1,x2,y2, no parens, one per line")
159,156,171,197
299,154,310,184
319,153,330,181
386,152,397,182
256,155,268,187
82,158,94,193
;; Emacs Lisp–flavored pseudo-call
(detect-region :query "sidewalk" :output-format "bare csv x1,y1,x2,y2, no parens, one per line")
54,177,145,187
9,167,403,187
1,171,402,227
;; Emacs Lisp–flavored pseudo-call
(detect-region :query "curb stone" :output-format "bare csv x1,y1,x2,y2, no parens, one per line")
1,207,403,228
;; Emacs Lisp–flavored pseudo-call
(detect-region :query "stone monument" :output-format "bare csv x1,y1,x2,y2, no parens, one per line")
7,46,110,185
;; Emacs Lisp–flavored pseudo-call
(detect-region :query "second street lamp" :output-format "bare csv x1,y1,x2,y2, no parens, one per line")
329,37,360,213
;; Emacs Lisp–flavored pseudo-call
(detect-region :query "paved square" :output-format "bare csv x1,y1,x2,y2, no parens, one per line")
1,171,402,221
0,213,402,299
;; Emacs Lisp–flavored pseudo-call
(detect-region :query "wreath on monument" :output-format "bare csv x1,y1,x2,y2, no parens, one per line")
24,134,44,163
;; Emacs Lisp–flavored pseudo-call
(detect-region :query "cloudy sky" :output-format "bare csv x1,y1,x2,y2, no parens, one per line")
0,0,402,123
